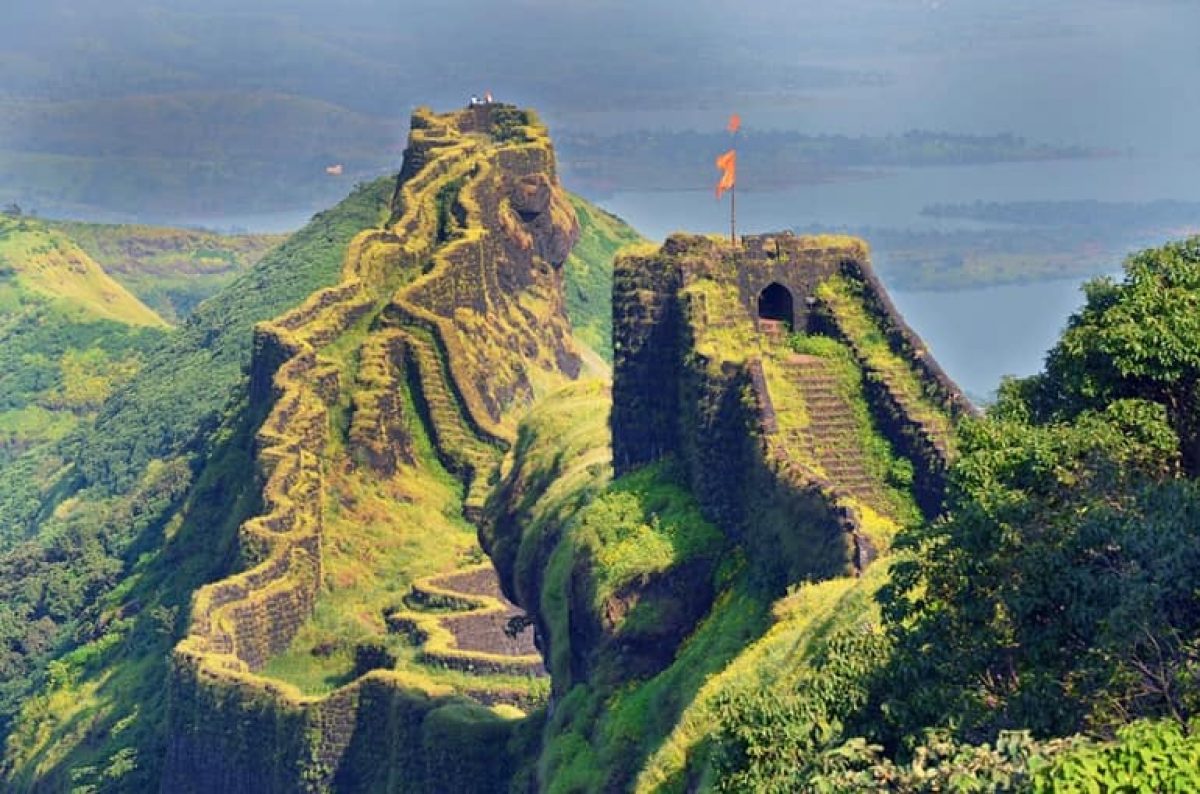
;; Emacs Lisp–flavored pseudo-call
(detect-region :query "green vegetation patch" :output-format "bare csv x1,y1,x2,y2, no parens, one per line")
49,220,284,323
563,195,645,360
572,464,724,616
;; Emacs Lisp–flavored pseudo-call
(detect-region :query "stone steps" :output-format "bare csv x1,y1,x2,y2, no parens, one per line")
773,353,890,510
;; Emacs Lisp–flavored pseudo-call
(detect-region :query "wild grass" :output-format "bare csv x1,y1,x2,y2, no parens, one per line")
817,275,954,443
571,464,724,613
633,564,889,791
0,216,166,327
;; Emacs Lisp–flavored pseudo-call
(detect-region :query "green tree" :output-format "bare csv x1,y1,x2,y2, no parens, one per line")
1028,236,1200,473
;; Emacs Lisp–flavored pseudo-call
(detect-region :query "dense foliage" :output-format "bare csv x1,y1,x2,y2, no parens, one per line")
0,178,392,788
706,238,1200,791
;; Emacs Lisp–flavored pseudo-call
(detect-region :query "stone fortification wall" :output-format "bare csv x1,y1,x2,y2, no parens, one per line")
163,104,580,792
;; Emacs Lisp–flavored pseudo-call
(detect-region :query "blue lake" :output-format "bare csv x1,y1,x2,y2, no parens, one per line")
596,154,1200,400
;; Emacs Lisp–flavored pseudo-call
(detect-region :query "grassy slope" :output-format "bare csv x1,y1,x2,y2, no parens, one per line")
0,216,165,327
563,195,645,361
258,336,548,701
48,220,285,323
0,182,634,791
0,177,394,792
0,217,170,463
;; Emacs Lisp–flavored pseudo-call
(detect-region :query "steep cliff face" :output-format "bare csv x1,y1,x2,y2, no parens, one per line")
162,104,586,793
474,232,973,792
613,232,968,570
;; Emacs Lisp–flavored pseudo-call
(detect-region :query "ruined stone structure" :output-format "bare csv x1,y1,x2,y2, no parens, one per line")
613,232,971,583
162,104,581,793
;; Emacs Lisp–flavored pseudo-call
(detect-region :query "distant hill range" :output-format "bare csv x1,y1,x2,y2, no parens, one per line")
0,212,279,467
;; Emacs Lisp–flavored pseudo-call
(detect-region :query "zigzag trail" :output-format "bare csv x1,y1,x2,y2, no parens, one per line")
169,106,579,768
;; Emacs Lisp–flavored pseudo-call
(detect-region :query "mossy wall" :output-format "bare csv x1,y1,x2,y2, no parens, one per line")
612,236,858,586
611,244,684,474
163,104,584,792
164,661,523,794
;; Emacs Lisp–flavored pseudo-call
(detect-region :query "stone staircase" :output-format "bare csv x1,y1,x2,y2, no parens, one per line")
756,318,789,345
778,354,886,509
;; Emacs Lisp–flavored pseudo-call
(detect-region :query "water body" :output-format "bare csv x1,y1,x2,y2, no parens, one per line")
887,279,1096,402
596,151,1200,400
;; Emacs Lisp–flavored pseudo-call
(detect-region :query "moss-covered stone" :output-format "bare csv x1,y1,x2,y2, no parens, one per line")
163,103,590,793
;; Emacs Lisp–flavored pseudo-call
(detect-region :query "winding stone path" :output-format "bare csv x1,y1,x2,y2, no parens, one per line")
387,561,547,679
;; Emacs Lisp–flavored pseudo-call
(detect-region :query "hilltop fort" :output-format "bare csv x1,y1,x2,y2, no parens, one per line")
613,232,970,576
154,104,971,792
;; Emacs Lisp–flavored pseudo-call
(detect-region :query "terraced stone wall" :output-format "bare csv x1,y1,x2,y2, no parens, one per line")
163,104,580,793
163,664,522,794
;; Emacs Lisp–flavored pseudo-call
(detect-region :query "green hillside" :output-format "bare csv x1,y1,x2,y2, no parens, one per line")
0,177,393,790
0,216,169,465
48,220,284,322
0,216,166,327
563,196,646,360
0,130,643,789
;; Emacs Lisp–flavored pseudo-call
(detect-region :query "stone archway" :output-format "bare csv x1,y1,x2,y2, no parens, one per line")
757,282,795,331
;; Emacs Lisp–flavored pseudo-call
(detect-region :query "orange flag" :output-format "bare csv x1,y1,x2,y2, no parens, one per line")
715,149,736,199
727,114,741,134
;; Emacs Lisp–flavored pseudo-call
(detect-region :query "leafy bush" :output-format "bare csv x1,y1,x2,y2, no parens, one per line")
708,619,891,792
1032,719,1200,793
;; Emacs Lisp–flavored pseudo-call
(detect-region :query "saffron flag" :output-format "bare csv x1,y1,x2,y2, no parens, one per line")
715,149,736,199
727,114,741,135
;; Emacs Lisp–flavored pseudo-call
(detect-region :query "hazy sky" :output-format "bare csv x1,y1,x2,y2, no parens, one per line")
4,0,1198,148
4,0,1197,392
2,0,1198,223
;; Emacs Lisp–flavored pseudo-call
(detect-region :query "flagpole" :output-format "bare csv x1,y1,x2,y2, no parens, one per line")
717,113,740,249
730,115,739,248
730,182,736,247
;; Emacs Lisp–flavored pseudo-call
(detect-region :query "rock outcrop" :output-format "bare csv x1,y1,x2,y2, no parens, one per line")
163,104,582,794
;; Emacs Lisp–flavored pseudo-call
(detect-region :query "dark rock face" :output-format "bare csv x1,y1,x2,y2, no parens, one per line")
611,248,685,474
511,173,576,268
611,232,969,588
163,104,585,794
568,555,718,685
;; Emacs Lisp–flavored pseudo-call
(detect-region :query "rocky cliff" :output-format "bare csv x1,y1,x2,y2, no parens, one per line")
163,104,584,793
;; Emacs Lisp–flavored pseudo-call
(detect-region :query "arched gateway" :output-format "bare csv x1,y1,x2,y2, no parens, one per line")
756,282,795,331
